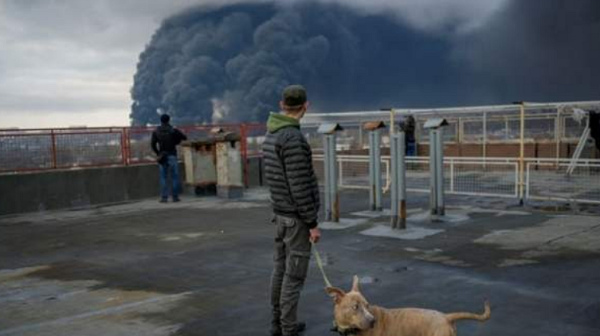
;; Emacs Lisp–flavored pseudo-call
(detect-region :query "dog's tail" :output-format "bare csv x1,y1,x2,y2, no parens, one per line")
445,300,491,323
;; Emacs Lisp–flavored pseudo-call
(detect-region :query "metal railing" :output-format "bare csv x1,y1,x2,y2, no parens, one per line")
3,100,599,204
302,101,600,164
526,159,600,204
0,128,128,173
313,155,600,204
0,124,267,179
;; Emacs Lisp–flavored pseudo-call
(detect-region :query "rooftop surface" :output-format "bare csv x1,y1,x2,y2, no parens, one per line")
1,189,599,336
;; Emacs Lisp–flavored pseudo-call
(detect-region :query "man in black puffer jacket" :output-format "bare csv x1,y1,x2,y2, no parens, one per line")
263,85,321,336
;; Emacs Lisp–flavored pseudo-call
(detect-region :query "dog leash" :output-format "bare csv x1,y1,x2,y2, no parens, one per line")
311,243,355,335
311,241,333,288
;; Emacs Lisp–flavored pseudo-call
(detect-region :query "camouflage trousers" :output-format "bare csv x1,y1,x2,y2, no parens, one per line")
270,214,312,336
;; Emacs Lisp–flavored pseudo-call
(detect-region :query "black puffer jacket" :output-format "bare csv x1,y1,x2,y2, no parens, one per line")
262,113,320,228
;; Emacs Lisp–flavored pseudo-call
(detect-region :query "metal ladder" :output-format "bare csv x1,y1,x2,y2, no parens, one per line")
566,125,590,175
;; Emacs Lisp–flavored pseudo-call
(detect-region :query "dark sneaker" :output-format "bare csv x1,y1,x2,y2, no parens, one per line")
296,322,306,333
172,197,181,202
159,198,168,203
272,322,306,336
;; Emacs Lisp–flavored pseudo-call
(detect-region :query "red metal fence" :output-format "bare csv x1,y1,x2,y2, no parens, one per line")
0,124,267,178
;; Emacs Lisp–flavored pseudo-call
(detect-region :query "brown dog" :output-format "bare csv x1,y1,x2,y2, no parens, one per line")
326,276,490,336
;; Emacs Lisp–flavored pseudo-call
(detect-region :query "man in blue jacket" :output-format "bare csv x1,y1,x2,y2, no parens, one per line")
263,85,321,336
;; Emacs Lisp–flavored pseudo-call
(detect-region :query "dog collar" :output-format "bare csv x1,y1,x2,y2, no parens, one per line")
330,321,361,336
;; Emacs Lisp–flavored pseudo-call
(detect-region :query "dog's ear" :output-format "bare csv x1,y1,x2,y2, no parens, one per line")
326,287,345,304
351,275,360,292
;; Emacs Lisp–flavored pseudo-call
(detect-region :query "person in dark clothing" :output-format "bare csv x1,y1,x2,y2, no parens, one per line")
151,114,187,203
262,85,321,336
589,110,600,152
399,114,416,156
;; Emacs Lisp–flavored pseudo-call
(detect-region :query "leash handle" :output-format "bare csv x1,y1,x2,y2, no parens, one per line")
311,241,333,288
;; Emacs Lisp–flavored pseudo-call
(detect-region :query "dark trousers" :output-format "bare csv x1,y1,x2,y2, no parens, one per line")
159,155,181,199
270,215,311,335
406,140,416,156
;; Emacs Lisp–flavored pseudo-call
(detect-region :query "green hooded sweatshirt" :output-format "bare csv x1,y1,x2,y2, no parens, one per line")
266,112,300,133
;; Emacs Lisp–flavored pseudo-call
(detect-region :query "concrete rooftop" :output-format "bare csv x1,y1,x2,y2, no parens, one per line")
1,189,600,336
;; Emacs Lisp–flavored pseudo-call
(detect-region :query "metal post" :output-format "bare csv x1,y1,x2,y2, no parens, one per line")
519,102,526,205
428,123,446,217
126,128,133,164
240,124,249,188
555,107,561,164
398,132,407,228
525,162,531,200
450,158,455,193
330,133,339,222
358,126,364,150
390,132,406,229
319,123,344,223
483,112,487,165
323,135,332,221
120,128,128,165
50,130,58,169
435,128,445,215
369,131,376,210
391,134,398,225
338,159,343,188
323,134,339,222
374,129,383,211
368,129,383,211
429,129,437,214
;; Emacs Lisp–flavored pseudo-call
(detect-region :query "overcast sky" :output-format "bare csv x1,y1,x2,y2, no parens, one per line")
0,0,507,129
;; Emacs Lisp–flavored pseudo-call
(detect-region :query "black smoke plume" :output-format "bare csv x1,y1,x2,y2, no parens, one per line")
130,0,600,126
452,0,600,104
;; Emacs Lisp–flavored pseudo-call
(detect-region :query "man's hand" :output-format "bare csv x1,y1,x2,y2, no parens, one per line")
309,227,321,244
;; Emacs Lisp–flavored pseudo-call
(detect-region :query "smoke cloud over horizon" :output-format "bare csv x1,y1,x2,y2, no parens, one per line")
130,0,600,126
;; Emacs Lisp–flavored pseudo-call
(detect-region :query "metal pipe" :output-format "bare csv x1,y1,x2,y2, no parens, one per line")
390,133,399,228
240,124,249,187
483,112,487,165
369,131,376,211
374,129,383,211
50,130,58,169
323,135,331,220
519,102,526,205
435,128,445,215
398,131,407,229
338,159,343,188
358,126,363,150
120,129,127,165
555,107,561,164
450,158,455,193
390,132,406,229
328,134,340,222
429,129,437,214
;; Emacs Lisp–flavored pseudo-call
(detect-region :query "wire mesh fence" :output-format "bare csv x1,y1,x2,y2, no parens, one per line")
0,128,127,173
127,128,155,164
302,101,600,161
444,159,518,197
302,101,600,204
54,131,124,168
0,124,264,174
314,156,520,199
526,159,600,204
0,132,55,172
